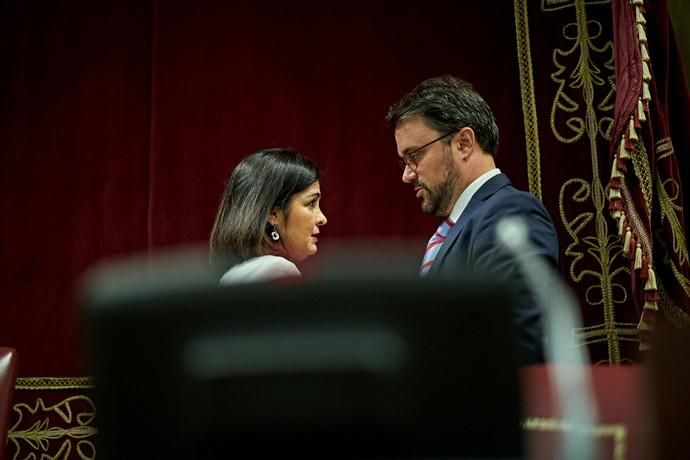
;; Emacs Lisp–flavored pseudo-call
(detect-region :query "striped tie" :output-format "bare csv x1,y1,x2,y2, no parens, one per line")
419,217,455,276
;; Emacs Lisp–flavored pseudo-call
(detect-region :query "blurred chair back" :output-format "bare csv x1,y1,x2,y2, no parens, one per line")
81,251,524,459
0,348,18,460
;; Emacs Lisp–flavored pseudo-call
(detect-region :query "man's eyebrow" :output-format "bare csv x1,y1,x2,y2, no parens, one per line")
401,145,421,156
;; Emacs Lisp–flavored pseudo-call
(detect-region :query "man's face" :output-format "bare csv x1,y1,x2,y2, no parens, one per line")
394,115,459,217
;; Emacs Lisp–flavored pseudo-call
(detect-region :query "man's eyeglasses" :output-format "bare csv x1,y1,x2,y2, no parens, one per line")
398,131,456,171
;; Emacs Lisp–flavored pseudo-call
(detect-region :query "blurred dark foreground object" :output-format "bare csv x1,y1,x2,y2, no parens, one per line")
648,319,690,460
80,250,524,459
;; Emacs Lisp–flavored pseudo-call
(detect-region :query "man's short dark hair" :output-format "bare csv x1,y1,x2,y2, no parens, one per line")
386,75,499,156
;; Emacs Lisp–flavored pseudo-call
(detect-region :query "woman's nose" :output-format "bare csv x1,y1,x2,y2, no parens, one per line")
317,209,327,226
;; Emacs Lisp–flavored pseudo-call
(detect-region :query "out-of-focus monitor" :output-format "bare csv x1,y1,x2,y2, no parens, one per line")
81,253,523,459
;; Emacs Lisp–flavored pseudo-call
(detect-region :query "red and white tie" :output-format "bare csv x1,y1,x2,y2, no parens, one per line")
419,217,455,276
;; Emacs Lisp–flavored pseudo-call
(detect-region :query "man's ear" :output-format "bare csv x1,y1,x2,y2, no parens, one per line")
454,127,476,158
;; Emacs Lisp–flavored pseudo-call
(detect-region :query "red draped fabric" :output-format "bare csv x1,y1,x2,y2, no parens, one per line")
609,0,690,348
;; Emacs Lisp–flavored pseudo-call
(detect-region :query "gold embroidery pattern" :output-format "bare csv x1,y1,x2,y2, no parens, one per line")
548,3,615,145
516,0,634,361
8,396,98,460
545,0,633,362
523,416,627,460
514,0,543,199
542,0,611,11
655,137,674,161
16,377,95,391
655,234,690,325
657,175,688,266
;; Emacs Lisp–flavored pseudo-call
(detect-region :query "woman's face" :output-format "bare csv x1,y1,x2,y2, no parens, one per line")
274,181,327,262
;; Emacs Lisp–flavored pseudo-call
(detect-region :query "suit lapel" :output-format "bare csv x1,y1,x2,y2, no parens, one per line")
428,174,512,276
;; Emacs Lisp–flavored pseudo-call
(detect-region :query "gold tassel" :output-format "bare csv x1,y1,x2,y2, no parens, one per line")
619,139,631,159
639,341,652,351
643,82,651,101
637,98,647,122
611,156,623,178
618,215,626,237
631,0,644,5
624,228,632,253
637,24,647,43
635,7,646,25
644,300,659,312
638,316,652,331
642,61,652,82
634,244,642,270
612,210,622,220
645,267,657,290
641,43,650,62
629,117,638,141
609,188,621,200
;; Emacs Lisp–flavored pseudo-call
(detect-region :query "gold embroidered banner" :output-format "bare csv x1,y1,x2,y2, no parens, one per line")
514,0,641,364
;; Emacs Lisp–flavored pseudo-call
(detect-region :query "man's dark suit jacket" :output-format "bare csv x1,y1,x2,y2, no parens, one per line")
428,173,559,366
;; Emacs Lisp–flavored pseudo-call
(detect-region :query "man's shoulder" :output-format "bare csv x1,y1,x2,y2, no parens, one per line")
485,181,543,209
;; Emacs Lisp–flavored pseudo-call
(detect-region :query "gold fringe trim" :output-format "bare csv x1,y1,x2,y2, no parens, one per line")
619,137,631,159
624,228,632,253
611,155,623,178
608,0,658,350
628,117,638,140
638,317,653,331
642,81,651,101
641,43,650,62
637,98,647,122
644,301,659,312
634,244,643,269
645,267,657,291
642,61,651,81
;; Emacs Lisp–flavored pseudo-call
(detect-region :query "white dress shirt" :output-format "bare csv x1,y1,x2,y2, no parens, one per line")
448,168,501,223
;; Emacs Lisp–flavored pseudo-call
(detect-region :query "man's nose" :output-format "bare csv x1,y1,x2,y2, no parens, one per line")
402,165,416,183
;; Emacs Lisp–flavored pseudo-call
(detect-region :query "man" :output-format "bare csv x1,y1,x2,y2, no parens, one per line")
386,75,559,365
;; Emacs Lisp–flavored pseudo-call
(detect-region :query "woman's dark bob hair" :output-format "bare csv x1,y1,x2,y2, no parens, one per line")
210,148,321,264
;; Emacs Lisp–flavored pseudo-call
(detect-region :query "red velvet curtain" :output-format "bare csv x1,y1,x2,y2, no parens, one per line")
3,0,688,458
0,0,525,377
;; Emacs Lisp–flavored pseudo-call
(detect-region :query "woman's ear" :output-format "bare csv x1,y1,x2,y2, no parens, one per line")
268,207,282,226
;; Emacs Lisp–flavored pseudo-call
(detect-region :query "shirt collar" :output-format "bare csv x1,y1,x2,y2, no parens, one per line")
448,168,501,223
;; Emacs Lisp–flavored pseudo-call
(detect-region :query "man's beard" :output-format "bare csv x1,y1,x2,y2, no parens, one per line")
420,167,458,217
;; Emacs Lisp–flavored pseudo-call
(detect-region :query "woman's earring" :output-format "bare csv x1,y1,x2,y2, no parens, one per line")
270,225,280,242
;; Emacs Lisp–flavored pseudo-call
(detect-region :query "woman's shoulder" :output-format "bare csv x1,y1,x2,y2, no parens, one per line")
219,255,300,285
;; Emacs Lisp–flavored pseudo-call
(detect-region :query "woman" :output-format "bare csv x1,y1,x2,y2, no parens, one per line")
210,148,327,284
